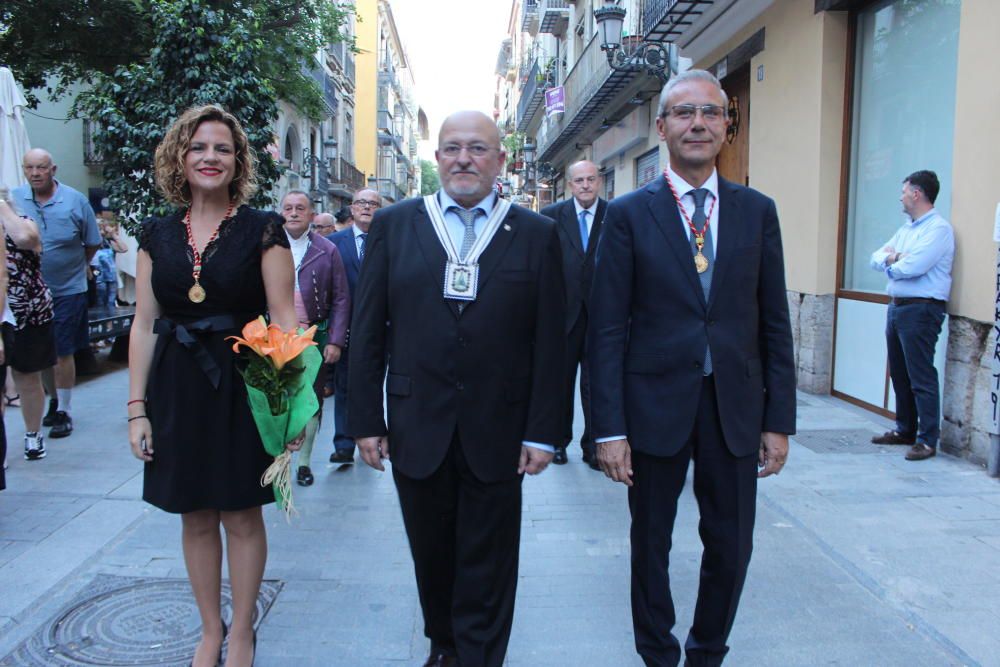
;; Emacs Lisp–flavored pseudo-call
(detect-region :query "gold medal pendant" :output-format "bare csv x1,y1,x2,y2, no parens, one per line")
188,282,207,303
694,252,709,274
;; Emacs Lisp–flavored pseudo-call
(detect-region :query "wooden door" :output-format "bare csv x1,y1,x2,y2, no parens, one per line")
717,64,750,186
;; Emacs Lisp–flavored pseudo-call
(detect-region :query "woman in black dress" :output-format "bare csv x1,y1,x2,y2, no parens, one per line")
127,105,300,667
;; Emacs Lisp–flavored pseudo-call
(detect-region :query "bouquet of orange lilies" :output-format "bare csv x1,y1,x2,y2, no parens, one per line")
229,316,322,518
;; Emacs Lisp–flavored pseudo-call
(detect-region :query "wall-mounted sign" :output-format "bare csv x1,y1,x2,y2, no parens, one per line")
545,86,565,118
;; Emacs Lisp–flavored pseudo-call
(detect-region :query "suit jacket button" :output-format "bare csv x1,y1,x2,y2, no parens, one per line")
456,382,465,391
693,361,702,368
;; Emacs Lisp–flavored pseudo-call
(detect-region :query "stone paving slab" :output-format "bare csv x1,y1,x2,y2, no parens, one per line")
2,369,999,665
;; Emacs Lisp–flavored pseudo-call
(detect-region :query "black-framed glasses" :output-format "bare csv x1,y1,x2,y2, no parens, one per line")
352,199,380,209
662,104,726,122
439,143,499,158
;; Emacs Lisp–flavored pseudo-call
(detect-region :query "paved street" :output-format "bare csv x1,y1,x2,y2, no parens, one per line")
1,362,999,666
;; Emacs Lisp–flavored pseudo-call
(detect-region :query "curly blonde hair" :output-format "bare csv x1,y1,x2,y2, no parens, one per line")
154,104,258,206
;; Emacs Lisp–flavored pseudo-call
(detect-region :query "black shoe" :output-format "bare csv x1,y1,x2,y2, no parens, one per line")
552,446,568,465
48,411,73,438
297,466,314,486
42,399,58,427
329,449,354,464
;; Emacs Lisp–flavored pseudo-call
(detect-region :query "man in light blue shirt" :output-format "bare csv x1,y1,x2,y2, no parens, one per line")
14,149,101,440
869,170,954,461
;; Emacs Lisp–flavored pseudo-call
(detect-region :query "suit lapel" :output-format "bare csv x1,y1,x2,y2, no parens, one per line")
475,207,519,294
707,179,741,311
299,232,321,270
585,199,607,261
560,201,585,257
411,199,462,319
646,179,706,307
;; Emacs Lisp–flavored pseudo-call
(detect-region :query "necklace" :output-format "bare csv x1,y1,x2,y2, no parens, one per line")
663,171,717,274
184,201,235,303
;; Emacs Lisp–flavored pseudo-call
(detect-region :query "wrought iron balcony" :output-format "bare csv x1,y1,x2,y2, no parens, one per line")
642,0,712,42
521,0,539,34
306,66,339,116
329,157,365,197
375,178,406,203
515,58,549,133
539,0,570,35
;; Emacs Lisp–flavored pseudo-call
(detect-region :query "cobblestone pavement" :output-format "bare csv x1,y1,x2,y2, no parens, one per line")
1,364,998,665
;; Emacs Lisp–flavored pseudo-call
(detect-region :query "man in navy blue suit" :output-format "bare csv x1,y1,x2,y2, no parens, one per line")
588,70,796,667
325,187,380,464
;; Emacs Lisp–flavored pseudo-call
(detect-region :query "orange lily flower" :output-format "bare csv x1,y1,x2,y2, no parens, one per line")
264,323,318,370
229,316,274,356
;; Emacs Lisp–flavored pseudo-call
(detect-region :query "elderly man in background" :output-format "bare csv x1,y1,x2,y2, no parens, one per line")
325,187,379,464
311,211,337,237
14,149,101,439
280,191,351,485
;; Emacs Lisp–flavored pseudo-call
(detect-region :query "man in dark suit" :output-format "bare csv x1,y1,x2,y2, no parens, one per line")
540,160,606,468
588,70,796,667
325,187,380,464
348,111,564,667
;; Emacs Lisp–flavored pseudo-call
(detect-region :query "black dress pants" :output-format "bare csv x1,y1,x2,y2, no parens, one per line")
393,433,522,667
629,376,757,667
562,312,593,454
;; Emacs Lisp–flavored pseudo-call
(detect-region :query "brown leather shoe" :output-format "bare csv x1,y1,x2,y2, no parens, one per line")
422,653,457,667
871,430,916,445
905,443,936,461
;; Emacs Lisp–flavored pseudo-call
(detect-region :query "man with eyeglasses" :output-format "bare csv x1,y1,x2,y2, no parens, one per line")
324,188,380,464
14,149,102,439
588,70,795,667
541,160,606,469
311,211,337,237
348,110,564,667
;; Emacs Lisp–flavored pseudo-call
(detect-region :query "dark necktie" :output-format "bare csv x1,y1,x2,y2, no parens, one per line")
358,233,367,262
689,188,713,375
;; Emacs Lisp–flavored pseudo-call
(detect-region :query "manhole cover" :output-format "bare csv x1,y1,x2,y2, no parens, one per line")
1,575,282,666
792,429,882,454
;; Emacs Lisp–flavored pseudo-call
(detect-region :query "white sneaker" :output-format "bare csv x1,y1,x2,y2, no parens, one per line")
24,433,46,460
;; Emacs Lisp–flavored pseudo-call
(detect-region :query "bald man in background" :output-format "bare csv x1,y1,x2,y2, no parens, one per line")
541,160,607,468
14,149,101,439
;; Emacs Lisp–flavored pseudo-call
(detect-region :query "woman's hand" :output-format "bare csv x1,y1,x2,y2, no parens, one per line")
285,427,306,451
129,416,154,462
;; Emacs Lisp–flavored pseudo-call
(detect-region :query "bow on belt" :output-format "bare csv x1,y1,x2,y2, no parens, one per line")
153,314,248,389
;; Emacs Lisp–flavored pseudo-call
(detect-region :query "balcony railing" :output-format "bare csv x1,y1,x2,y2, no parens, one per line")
521,0,539,33
537,33,644,162
516,58,547,132
306,66,338,116
329,157,365,196
642,0,710,42
539,0,570,34
375,178,406,203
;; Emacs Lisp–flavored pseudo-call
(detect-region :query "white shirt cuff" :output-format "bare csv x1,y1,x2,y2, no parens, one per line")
595,436,627,443
522,441,555,453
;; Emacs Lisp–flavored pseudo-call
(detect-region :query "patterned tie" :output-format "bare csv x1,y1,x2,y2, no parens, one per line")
358,233,367,262
578,209,589,251
454,207,480,261
689,188,714,375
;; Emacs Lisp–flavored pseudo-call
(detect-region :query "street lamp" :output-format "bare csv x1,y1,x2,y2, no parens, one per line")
593,0,678,83
302,138,339,180
522,139,537,183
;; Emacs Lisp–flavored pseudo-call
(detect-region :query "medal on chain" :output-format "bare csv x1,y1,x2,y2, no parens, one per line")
184,201,235,303
663,171,716,274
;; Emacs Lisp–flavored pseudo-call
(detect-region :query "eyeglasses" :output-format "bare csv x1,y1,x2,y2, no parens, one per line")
662,104,726,122
352,199,380,209
439,144,499,158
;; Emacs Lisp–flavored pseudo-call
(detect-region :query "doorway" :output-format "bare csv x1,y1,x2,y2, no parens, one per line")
717,64,750,186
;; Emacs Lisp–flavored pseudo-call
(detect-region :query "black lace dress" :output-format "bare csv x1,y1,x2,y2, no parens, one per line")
138,206,289,513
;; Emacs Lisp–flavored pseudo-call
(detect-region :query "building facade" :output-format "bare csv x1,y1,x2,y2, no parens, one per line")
354,0,427,203
500,0,1000,467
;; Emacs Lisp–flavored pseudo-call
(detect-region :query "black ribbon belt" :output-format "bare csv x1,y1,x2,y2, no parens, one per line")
153,314,249,389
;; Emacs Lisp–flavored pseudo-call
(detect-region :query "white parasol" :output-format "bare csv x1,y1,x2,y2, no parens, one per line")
0,66,32,188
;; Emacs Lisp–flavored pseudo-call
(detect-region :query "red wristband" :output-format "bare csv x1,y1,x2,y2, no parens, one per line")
127,399,146,407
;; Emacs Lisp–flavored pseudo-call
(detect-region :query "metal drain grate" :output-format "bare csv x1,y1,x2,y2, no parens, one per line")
792,429,882,454
1,575,282,666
